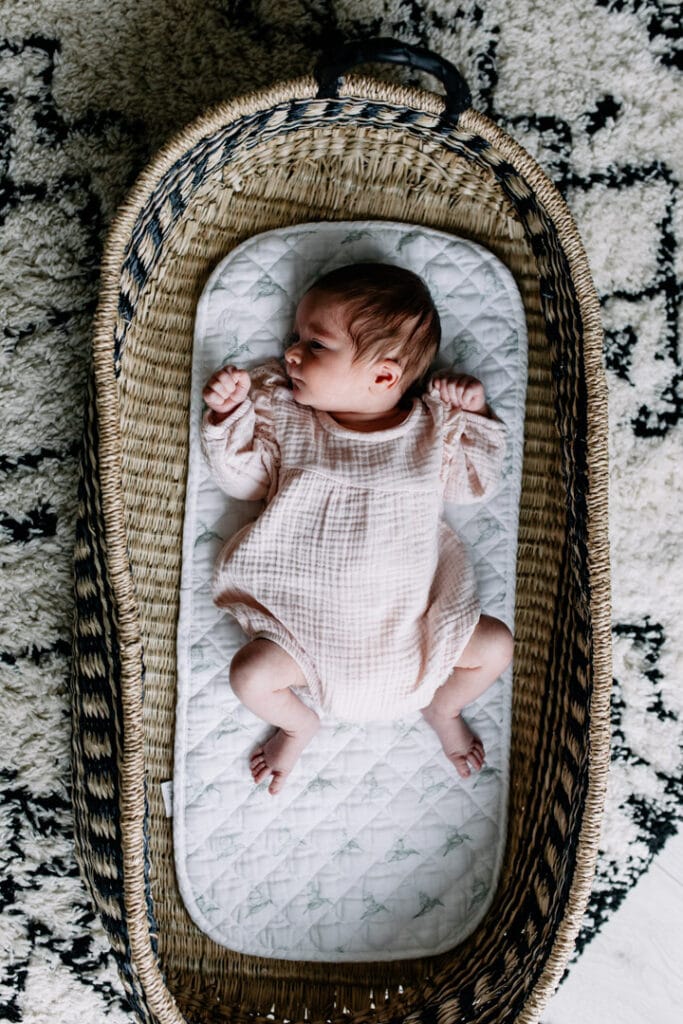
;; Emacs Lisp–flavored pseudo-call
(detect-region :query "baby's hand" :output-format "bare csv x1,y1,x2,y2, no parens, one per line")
431,373,487,413
203,366,251,422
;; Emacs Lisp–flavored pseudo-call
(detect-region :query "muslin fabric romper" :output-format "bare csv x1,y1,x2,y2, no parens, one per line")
201,360,506,723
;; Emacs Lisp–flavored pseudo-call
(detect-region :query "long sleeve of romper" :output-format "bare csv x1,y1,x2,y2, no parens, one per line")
439,402,507,504
200,361,282,501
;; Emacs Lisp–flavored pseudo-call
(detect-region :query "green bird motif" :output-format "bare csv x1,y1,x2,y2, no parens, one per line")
361,896,388,920
305,883,332,912
245,885,273,917
469,880,489,911
341,229,373,244
386,838,419,862
194,520,223,546
395,230,422,251
441,828,472,856
335,837,362,857
473,765,501,789
253,274,284,298
219,338,252,364
196,893,220,916
305,775,335,794
413,892,445,919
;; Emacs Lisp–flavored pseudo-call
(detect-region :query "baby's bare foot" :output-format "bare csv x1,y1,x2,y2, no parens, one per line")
250,718,320,795
422,707,485,778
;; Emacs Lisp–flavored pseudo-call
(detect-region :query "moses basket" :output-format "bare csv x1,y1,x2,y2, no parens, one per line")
72,39,612,1024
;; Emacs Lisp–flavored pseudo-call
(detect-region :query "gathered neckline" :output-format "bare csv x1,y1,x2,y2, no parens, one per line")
314,399,422,439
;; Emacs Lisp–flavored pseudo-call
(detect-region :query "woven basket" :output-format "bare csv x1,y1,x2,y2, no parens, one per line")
72,40,612,1024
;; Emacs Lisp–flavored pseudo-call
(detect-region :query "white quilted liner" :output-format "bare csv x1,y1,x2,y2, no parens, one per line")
175,221,528,962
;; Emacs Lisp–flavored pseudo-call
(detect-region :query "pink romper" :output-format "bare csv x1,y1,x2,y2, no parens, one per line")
201,360,506,723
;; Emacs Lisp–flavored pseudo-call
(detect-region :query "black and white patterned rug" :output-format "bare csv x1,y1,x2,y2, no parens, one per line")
1,1,681,1020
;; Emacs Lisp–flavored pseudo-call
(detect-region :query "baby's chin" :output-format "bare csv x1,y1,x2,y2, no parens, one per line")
289,382,324,409
289,384,311,406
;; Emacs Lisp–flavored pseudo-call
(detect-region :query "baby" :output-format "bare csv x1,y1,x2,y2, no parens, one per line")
202,262,513,794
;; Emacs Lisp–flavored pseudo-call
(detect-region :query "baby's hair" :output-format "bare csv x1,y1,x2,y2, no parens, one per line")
308,262,441,393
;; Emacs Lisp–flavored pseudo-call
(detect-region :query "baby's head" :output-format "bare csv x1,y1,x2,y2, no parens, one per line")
285,263,440,416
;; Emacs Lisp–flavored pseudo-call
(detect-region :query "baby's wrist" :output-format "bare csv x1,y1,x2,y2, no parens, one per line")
206,404,239,425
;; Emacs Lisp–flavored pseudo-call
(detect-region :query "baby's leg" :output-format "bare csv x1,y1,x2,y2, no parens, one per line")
421,615,513,778
230,639,320,794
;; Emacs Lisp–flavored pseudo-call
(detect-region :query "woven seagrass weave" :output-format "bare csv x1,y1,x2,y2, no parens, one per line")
72,67,611,1024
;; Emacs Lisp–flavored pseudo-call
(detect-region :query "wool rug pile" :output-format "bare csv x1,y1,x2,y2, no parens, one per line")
1,1,681,1021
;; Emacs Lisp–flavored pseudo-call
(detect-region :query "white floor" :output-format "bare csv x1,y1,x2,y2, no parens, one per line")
543,830,683,1023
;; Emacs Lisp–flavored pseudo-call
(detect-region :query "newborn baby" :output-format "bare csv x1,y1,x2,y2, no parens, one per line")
201,262,513,793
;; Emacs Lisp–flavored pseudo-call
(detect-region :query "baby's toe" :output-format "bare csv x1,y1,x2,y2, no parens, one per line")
251,763,269,784
250,749,269,783
469,745,485,771
268,771,288,795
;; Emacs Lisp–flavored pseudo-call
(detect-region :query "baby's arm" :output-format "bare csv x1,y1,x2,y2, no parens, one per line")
431,372,506,503
201,364,280,501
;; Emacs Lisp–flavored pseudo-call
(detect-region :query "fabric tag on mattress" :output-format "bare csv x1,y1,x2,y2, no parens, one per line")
175,220,527,962
161,781,174,818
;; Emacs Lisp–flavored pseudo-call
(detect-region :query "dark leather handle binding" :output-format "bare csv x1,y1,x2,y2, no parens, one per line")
315,37,472,118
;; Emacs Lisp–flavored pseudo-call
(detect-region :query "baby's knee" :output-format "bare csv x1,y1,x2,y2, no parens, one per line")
492,618,514,671
478,614,514,671
229,642,270,700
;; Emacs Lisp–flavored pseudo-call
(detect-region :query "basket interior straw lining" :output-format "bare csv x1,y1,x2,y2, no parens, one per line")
115,119,568,1021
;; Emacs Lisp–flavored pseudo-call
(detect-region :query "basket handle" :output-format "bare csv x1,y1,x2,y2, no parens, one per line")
315,37,472,118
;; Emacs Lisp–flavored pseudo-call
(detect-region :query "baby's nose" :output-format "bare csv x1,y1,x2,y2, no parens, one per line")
285,340,302,363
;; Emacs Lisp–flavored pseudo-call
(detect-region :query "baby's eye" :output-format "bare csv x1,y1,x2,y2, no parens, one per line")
309,340,325,350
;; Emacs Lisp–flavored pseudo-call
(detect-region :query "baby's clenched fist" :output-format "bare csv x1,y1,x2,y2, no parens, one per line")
203,366,251,423
431,373,487,413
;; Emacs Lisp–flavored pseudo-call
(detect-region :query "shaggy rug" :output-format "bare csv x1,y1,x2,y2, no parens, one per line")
1,1,681,1020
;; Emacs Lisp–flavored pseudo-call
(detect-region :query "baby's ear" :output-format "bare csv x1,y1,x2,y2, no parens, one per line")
372,358,403,392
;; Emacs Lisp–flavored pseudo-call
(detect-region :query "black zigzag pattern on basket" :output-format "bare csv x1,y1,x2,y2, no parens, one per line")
74,93,593,1023
71,370,158,1024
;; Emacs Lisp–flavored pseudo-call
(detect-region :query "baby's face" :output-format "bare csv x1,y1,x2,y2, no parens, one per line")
284,290,383,413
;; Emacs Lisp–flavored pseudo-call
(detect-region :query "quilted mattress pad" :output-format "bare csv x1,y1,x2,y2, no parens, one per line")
173,221,527,962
